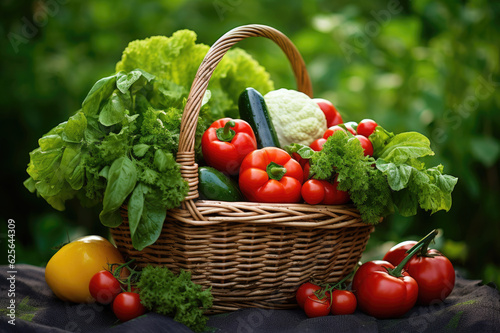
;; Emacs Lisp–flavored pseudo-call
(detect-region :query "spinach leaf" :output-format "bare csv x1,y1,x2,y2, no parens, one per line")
132,189,167,251
98,90,130,126
82,74,117,116
101,156,137,214
128,182,146,238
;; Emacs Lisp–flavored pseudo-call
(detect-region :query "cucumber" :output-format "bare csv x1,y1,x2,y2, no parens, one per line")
198,166,243,202
238,87,281,148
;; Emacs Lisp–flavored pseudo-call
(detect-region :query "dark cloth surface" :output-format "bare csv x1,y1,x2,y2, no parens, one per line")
0,264,499,333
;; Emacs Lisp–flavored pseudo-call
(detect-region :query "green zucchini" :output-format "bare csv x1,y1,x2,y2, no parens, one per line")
198,166,243,202
238,87,281,148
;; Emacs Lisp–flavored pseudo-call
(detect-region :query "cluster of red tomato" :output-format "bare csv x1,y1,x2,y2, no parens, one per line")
296,230,455,319
298,105,378,205
200,98,377,205
89,268,145,322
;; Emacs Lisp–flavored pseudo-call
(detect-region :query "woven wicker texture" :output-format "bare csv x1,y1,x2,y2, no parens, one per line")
111,24,375,313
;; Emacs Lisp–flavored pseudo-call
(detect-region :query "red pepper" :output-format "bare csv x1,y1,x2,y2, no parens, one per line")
239,147,303,203
383,229,455,305
351,232,434,319
201,118,257,175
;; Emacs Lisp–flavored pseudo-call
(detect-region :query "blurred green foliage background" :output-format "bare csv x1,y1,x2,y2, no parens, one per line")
1,0,499,286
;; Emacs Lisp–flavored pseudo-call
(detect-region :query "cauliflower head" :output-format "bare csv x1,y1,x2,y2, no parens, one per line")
264,89,327,146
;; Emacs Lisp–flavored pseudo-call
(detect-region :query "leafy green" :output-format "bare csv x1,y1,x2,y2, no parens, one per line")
116,30,274,121
300,126,457,223
372,127,458,215
25,30,275,250
137,265,213,333
308,131,393,224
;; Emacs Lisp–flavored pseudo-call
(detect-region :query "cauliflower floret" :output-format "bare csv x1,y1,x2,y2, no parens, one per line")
264,89,327,146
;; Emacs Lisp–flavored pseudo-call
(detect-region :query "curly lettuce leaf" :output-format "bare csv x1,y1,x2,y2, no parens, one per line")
138,266,213,332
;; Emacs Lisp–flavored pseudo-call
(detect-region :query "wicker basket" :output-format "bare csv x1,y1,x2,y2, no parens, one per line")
110,24,375,313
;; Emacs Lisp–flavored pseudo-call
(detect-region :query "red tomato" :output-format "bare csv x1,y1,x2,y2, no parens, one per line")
310,138,326,152
343,122,358,135
323,125,347,140
353,260,418,319
89,270,122,305
330,290,357,315
352,135,374,156
313,98,343,127
112,292,146,322
383,241,455,305
357,119,378,137
301,178,350,205
301,179,325,205
304,294,331,318
296,282,322,309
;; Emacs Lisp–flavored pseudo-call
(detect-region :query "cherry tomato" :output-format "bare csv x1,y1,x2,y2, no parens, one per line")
357,119,378,137
383,241,455,305
352,135,374,156
310,138,326,152
113,292,146,322
330,290,357,315
301,179,325,205
343,122,358,135
304,294,331,318
323,125,347,140
313,98,343,127
301,178,350,205
89,270,122,304
296,282,321,309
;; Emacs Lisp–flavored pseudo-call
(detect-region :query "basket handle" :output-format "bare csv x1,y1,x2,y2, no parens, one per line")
176,24,313,214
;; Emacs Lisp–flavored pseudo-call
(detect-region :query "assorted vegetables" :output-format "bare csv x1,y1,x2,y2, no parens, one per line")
28,28,460,324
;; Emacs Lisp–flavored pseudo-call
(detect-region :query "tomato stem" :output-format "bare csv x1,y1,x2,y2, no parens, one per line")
216,120,236,142
388,230,438,277
405,229,438,257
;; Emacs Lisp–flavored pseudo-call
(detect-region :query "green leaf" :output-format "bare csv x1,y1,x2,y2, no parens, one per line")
60,145,84,190
132,190,166,251
378,132,434,164
98,90,129,126
154,149,173,172
116,69,155,94
102,156,137,214
133,144,150,157
99,209,123,228
370,126,395,158
82,74,117,116
392,188,418,216
62,112,87,143
284,143,315,159
128,182,146,238
376,159,413,191
39,134,64,151
24,177,36,193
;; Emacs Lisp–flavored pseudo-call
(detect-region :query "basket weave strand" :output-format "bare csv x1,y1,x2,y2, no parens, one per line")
111,24,375,313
